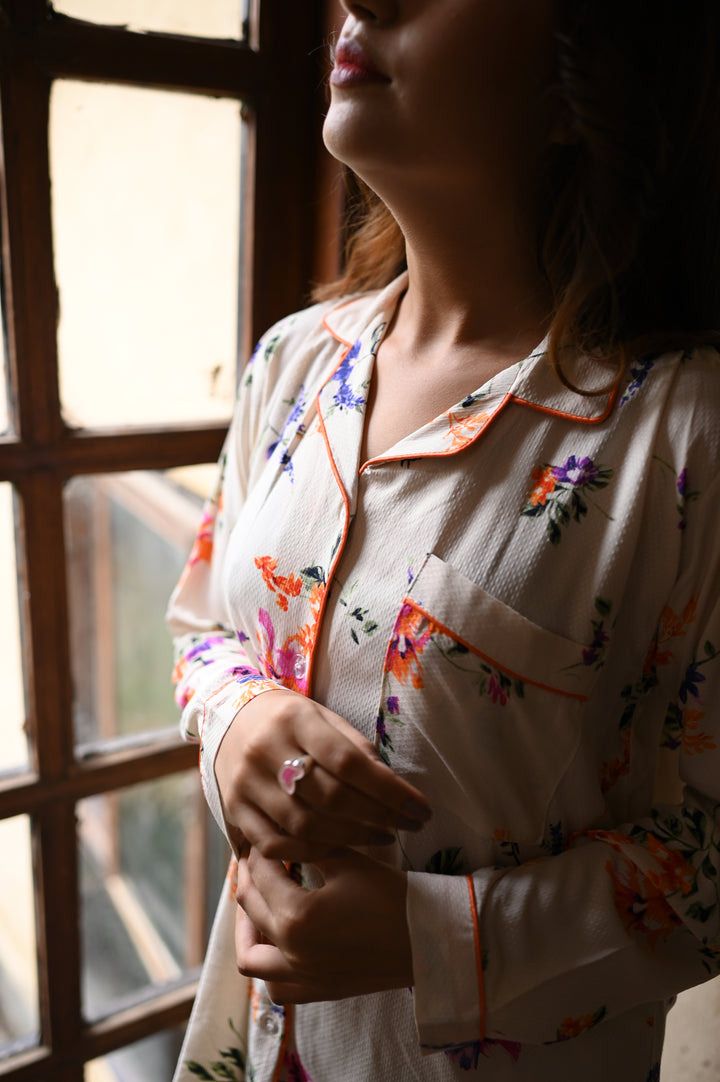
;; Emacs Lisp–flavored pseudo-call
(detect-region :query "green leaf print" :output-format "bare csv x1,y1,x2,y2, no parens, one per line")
185,1018,248,1081
186,1064,215,1080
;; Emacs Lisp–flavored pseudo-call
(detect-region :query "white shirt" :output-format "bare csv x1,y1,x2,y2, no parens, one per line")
168,275,720,1081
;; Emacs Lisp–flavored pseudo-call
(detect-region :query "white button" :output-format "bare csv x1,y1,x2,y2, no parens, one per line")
293,656,307,679
259,1010,281,1036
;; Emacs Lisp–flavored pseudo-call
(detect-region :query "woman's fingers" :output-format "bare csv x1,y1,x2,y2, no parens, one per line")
294,708,431,823
216,689,431,855
234,907,291,981
234,761,417,843
234,847,413,1000
231,793,390,861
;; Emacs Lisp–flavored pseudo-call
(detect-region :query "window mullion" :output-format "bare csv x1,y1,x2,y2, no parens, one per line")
0,57,62,447
245,0,326,348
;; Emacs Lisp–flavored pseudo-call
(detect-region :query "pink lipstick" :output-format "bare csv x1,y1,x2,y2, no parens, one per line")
330,38,390,88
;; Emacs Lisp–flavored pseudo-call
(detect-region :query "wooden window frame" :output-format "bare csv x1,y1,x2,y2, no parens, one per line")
0,1,342,1078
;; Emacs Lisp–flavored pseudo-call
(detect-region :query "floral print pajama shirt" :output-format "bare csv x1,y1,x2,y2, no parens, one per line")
167,274,720,1082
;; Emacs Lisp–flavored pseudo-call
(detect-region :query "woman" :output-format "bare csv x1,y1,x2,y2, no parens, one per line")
168,1,720,1079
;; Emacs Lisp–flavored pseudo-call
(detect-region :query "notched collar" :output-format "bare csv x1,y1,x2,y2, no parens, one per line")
319,276,620,454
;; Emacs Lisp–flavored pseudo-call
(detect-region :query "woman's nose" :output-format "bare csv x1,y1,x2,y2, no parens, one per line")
338,0,397,24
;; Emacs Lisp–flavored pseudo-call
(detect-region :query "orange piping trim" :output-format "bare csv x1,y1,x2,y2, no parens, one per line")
316,332,355,402
358,379,621,474
466,875,487,1041
306,396,353,696
359,394,514,474
270,1003,291,1082
402,598,588,701
509,379,620,425
322,304,356,348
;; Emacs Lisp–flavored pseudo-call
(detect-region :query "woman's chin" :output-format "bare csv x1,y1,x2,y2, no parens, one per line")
322,103,388,173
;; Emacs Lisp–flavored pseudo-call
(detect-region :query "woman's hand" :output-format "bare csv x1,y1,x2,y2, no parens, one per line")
234,846,413,1003
215,689,431,862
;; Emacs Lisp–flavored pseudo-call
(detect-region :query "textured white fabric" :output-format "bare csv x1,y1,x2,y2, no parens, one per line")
168,275,720,1081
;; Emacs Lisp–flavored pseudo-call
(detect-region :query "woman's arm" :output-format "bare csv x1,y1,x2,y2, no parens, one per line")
168,317,431,861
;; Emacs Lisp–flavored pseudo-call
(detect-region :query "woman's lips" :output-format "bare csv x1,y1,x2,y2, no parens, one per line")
330,38,390,87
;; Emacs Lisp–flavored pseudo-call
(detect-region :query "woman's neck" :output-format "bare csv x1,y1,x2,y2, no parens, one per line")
364,161,552,367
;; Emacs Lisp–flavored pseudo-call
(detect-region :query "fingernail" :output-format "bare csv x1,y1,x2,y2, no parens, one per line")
402,799,431,821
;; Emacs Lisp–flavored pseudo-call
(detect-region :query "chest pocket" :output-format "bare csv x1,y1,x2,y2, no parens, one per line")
376,553,597,846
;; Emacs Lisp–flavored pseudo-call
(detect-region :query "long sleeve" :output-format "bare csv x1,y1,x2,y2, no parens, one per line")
407,470,720,1051
166,326,291,836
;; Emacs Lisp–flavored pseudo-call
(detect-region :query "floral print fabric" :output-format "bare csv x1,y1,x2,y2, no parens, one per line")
167,275,720,1081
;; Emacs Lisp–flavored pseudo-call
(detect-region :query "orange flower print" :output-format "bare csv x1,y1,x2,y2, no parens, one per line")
557,1006,606,1041
254,564,327,694
645,595,699,671
227,855,239,899
600,728,632,793
385,603,438,689
643,835,695,896
606,854,682,948
528,465,557,507
442,410,490,453
682,708,717,755
188,506,215,566
255,555,303,610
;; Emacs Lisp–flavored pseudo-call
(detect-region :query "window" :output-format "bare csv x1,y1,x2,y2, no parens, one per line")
0,1,340,1078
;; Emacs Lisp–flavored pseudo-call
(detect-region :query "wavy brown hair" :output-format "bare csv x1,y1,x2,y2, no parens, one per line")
316,0,720,389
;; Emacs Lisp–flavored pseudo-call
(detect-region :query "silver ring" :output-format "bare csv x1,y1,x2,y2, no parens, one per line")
277,754,313,796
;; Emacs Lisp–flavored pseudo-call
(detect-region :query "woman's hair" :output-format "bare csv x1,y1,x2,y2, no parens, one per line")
316,0,720,387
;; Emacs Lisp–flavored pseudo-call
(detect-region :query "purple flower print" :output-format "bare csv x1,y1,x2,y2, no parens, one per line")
679,662,706,704
266,388,306,475
330,340,366,413
386,695,400,715
521,454,614,545
375,709,395,764
675,466,701,531
582,634,609,667
444,1039,522,1070
619,355,655,407
551,455,599,487
184,634,229,663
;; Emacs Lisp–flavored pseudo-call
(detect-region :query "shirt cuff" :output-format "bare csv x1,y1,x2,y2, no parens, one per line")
406,868,502,1050
199,677,283,840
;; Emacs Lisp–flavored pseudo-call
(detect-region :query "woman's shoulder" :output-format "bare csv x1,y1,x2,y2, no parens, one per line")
631,344,720,491
242,286,390,387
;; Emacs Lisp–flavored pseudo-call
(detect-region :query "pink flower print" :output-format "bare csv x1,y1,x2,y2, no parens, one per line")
487,672,508,705
256,608,308,693
284,1051,312,1081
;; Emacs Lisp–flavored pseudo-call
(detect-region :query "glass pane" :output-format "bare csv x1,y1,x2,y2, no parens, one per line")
79,773,227,1020
0,816,39,1054
50,81,242,429
0,484,28,773
86,1026,185,1082
54,0,245,40
65,472,204,748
